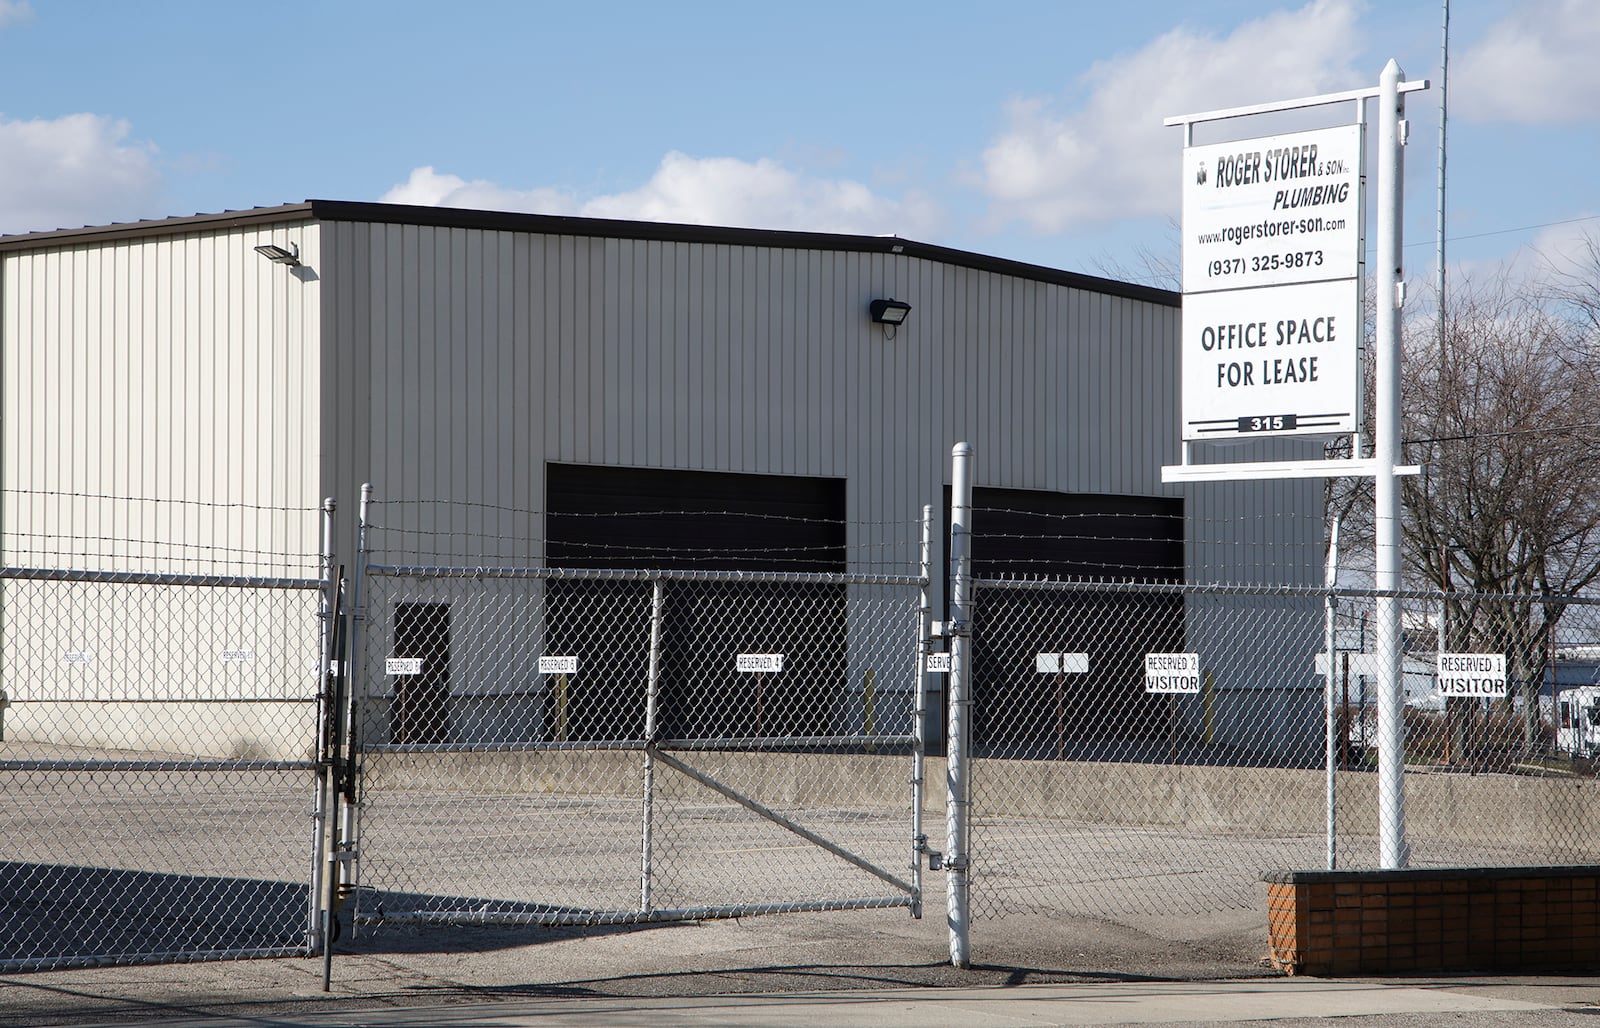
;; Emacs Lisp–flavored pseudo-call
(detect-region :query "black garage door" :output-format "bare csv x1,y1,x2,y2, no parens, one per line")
963,487,1185,758
544,464,847,743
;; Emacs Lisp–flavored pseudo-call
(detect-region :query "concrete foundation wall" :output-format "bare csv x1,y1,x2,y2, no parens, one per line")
357,750,1600,854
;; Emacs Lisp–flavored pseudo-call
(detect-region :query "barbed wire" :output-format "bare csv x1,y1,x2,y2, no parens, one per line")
4,531,319,561
2,488,324,513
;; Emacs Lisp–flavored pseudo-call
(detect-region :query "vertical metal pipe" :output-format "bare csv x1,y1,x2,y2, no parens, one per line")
1375,59,1410,869
640,577,666,912
946,443,973,968
312,498,337,978
340,484,373,909
1324,515,1341,870
911,505,932,920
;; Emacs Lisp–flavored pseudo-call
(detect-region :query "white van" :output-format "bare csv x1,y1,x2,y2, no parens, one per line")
1557,685,1600,758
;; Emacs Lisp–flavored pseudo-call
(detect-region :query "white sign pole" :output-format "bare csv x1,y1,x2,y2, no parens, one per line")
1374,59,1409,870
1165,65,1430,871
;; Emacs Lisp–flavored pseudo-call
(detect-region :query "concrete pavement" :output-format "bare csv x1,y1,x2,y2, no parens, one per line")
4,908,1599,1027
56,978,1600,1028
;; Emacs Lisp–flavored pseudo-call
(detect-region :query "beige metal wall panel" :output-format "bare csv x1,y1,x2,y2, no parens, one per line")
2,226,323,571
2,226,325,759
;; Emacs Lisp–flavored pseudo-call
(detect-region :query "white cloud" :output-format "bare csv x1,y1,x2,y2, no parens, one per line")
381,166,580,215
0,113,161,235
0,1,34,30
382,152,941,237
1454,0,1600,124
977,0,1363,234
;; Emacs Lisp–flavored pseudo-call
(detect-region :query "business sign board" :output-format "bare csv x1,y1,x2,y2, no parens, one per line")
1183,125,1363,291
1179,124,1364,441
1182,278,1361,438
1436,653,1507,698
1035,652,1090,675
538,655,579,675
1144,652,1201,694
736,653,784,673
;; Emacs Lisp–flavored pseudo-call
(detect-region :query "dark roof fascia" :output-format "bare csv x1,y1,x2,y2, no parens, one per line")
0,199,1180,309
0,204,317,253
308,201,1181,308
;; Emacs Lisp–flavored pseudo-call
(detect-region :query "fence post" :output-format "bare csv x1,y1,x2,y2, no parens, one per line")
641,576,666,913
1324,515,1340,870
311,498,337,971
911,504,932,919
339,483,373,922
946,443,974,968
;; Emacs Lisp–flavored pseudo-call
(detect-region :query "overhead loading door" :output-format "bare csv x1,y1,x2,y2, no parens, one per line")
546,463,848,743
964,487,1185,759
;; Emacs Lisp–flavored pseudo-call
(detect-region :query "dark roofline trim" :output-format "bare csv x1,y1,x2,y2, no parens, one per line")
0,204,317,253
0,199,1180,308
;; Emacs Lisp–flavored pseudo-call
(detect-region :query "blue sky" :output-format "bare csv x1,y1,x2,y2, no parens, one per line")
0,0,1595,288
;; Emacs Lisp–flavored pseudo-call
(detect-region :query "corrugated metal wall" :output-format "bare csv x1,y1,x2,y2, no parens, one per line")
2,226,323,570
315,218,1323,750
0,212,1325,751
2,227,324,757
320,219,1319,582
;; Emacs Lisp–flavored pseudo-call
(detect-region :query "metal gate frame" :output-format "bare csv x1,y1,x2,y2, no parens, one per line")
343,497,933,931
0,503,338,973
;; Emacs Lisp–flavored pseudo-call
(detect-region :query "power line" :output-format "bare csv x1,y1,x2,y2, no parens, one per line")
1399,212,1600,252
1404,420,1600,448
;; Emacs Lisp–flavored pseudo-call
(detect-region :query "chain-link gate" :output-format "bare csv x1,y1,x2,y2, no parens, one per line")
0,504,333,971
347,503,930,932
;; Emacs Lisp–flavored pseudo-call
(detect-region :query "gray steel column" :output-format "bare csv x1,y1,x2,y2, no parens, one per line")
313,498,338,986
340,484,373,908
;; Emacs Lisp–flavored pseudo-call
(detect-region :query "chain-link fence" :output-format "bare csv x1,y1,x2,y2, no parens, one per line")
348,498,930,930
0,494,329,971
966,579,1329,929
960,572,1600,946
11,477,1600,975
1328,589,1600,871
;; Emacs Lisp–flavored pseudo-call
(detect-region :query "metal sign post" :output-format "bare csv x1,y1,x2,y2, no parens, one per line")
1373,59,1411,869
1165,63,1428,871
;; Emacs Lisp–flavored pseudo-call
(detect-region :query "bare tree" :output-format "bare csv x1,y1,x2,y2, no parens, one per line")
1335,262,1600,753
1090,217,1181,292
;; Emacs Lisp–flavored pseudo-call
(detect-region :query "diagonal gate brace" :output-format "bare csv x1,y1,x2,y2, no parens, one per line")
648,746,916,898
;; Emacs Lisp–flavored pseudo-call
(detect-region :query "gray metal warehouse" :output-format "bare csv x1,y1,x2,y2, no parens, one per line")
0,201,1325,762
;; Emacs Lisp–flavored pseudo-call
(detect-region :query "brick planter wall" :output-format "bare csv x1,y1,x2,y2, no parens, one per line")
1265,867,1600,975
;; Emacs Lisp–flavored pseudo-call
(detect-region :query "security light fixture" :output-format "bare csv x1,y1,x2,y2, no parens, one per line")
869,298,911,326
254,242,301,267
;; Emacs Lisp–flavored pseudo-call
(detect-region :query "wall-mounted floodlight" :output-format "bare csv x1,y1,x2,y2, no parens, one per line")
253,242,301,267
869,298,912,326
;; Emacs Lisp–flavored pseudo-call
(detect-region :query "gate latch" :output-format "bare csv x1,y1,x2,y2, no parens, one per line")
930,620,970,639
916,833,945,871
